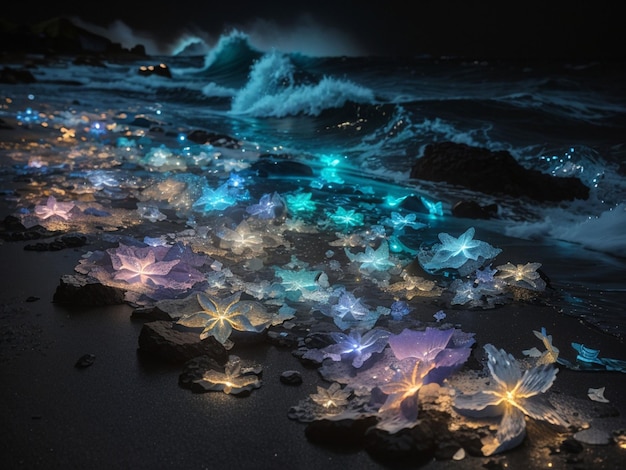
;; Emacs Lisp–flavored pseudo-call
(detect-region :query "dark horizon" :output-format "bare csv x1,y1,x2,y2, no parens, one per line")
2,0,625,59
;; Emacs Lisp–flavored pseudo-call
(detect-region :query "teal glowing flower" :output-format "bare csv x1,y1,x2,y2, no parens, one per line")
192,182,238,212
285,191,317,214
327,206,364,230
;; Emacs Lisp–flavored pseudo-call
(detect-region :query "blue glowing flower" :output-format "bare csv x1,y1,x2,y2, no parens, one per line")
380,211,426,232
193,182,238,212
345,240,396,272
246,192,284,219
285,191,317,214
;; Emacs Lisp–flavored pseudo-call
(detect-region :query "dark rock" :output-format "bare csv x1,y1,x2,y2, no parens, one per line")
452,200,498,219
410,142,589,201
363,421,437,466
24,234,87,251
137,320,228,364
74,353,96,368
560,437,584,454
0,216,62,241
53,274,126,306
251,154,314,177
0,66,37,84
186,130,241,148
178,355,224,389
266,328,300,348
137,63,172,79
305,417,378,450
280,370,303,385
25,296,40,302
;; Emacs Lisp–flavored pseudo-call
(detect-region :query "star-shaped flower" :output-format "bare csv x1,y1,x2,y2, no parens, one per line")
176,291,270,344
273,267,326,300
422,227,502,272
310,382,351,410
202,355,262,395
34,195,75,220
285,191,317,214
380,211,426,232
345,240,396,272
327,206,364,230
111,248,180,286
192,182,238,212
217,220,265,255
496,262,546,291
246,192,284,219
321,328,390,368
454,344,567,456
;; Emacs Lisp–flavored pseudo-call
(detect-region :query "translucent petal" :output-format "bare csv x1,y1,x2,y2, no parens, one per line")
482,405,527,456
517,364,558,397
484,344,522,389
454,390,503,414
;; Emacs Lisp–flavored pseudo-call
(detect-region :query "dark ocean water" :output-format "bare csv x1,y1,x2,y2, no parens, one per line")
1,30,625,339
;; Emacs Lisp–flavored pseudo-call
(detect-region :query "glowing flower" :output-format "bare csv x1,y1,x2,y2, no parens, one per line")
111,248,180,286
420,227,502,274
345,240,396,272
285,191,317,214
327,206,364,230
420,196,443,216
34,195,75,220
324,290,381,331
380,212,425,232
192,182,238,212
321,328,390,368
176,291,270,344
454,344,567,456
273,267,327,301
246,192,284,219
377,359,433,415
522,327,560,365
202,355,262,395
310,382,351,409
216,219,265,255
495,262,546,291
387,327,473,385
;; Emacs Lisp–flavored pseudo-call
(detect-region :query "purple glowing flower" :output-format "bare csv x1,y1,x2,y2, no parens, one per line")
321,328,390,368
246,192,284,219
388,327,474,385
34,195,75,220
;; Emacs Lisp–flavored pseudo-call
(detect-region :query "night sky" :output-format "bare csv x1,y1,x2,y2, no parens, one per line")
2,0,624,59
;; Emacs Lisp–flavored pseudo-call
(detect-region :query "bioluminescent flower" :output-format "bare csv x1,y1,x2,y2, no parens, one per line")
246,192,284,219
522,327,560,365
345,240,396,272
496,262,546,291
326,206,364,230
273,267,327,301
285,191,317,214
325,290,381,331
390,300,412,321
34,195,75,220
202,355,262,395
176,291,270,344
383,194,410,208
380,212,426,232
450,280,481,306
310,382,351,410
388,327,473,380
377,359,433,417
111,248,180,286
192,182,238,212
321,328,390,368
433,310,446,322
136,203,167,222
453,344,567,456
216,219,265,255
420,196,443,217
420,227,502,274
475,264,498,284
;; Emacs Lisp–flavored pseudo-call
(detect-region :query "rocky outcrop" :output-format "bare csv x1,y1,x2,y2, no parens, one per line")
410,142,589,202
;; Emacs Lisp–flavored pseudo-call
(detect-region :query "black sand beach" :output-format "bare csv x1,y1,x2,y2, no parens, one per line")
1,225,625,469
